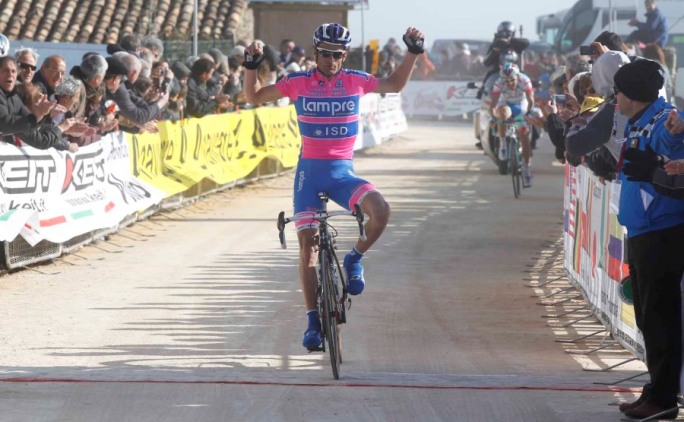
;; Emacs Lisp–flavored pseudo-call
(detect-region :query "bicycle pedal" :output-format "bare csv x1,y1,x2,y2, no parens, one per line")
306,346,324,352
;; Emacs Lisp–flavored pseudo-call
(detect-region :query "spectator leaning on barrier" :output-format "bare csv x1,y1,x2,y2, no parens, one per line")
611,59,684,420
119,33,143,56
110,52,167,133
0,56,65,147
33,55,66,99
52,75,100,146
13,47,39,101
564,50,631,180
14,47,38,86
21,82,85,152
167,60,191,120
186,57,232,117
142,34,164,62
70,53,109,127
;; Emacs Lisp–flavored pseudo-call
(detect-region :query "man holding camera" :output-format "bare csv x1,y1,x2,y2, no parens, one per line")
108,52,168,133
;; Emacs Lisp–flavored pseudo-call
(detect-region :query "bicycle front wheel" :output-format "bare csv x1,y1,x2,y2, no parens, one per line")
508,138,522,199
320,250,341,379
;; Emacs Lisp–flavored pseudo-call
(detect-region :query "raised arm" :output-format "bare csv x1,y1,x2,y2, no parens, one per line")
243,41,284,105
375,27,425,94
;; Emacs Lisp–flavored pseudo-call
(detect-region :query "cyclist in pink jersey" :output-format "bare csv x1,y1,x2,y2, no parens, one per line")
245,23,425,349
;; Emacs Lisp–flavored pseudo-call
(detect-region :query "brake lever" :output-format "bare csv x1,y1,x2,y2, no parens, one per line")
277,211,287,249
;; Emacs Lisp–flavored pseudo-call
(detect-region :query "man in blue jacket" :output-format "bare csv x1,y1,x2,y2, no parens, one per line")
627,0,669,47
613,59,684,420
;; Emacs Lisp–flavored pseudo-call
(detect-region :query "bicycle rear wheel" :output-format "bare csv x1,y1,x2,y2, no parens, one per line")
320,250,341,379
508,138,522,198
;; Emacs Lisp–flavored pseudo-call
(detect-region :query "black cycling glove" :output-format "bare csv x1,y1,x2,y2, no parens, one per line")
243,52,264,70
402,34,425,55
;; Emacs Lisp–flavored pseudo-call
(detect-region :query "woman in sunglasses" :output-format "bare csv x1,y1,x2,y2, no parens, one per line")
244,23,425,350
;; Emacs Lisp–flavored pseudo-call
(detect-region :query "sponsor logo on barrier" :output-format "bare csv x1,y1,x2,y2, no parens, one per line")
0,155,57,194
107,137,129,161
62,149,106,193
108,173,153,205
3,198,48,212
64,189,106,207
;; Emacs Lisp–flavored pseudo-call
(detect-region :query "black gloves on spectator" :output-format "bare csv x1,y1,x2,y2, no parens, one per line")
566,152,583,167
402,34,425,55
585,148,617,181
243,52,264,70
623,146,662,182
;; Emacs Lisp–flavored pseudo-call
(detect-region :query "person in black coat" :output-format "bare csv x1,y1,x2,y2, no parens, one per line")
0,56,76,151
186,57,232,118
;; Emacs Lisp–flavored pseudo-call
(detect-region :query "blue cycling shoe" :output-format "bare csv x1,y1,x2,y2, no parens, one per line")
303,312,323,348
302,327,323,349
344,253,365,295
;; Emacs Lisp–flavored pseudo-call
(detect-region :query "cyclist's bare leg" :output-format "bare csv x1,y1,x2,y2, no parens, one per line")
518,126,531,165
354,191,391,253
297,228,319,310
495,105,511,138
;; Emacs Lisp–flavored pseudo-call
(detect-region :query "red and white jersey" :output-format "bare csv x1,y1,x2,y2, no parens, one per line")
491,72,533,106
276,68,379,160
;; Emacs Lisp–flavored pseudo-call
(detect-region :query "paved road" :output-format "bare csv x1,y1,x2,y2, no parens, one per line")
0,121,650,421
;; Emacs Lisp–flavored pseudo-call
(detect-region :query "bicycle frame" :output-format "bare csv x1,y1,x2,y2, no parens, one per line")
501,120,523,198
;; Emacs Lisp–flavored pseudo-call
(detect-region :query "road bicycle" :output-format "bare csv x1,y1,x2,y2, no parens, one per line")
277,193,365,379
499,119,524,199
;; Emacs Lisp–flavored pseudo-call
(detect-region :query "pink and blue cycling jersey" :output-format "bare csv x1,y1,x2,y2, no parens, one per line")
276,68,379,160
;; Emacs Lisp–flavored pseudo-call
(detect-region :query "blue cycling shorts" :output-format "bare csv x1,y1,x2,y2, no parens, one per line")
293,159,377,230
506,103,528,130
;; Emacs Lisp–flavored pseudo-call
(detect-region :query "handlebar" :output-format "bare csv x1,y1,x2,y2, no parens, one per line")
277,204,366,249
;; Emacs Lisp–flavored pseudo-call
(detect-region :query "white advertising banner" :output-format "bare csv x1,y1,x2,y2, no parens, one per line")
402,80,481,117
0,133,164,245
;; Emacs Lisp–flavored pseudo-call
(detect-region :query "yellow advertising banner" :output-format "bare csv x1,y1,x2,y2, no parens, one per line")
127,106,302,197
128,130,188,197
159,119,210,185
253,106,301,168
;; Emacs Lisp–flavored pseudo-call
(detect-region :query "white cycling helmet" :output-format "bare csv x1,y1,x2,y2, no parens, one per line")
0,34,9,57
313,23,352,49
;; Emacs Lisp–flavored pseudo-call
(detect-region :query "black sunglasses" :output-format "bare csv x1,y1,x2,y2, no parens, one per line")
18,62,37,71
613,86,620,96
316,48,345,59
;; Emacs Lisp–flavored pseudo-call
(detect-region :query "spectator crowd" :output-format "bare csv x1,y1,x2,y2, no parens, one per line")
517,27,684,422
0,32,333,154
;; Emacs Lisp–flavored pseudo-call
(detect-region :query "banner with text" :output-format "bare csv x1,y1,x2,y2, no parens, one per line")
402,81,481,117
563,164,642,358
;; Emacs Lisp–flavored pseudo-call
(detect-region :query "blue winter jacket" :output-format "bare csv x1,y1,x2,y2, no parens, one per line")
618,97,684,237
